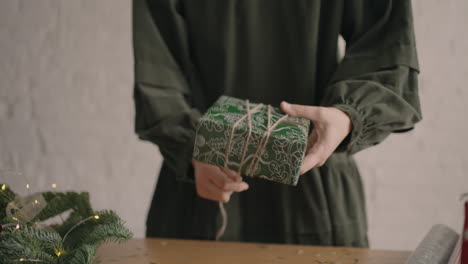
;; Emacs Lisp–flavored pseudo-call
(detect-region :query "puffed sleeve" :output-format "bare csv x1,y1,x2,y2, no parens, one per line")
133,0,203,182
321,0,422,154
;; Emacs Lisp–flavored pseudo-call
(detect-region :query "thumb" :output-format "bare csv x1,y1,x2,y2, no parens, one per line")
280,101,321,121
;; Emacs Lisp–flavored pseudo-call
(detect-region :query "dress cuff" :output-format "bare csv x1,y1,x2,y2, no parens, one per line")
172,109,200,184
173,136,197,184
141,108,201,184
331,104,365,154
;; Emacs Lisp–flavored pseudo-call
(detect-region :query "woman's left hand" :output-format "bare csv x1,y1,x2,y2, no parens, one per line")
280,101,352,175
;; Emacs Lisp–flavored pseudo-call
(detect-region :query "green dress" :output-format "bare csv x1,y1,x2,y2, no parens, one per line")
133,0,422,247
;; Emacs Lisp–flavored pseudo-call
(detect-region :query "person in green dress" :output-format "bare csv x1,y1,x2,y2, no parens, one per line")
132,0,422,247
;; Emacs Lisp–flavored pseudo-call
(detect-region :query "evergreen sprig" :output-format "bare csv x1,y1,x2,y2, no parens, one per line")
0,184,133,264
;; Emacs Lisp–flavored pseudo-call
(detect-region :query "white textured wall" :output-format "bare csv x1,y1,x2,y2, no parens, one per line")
0,0,161,239
357,0,468,250
0,0,467,251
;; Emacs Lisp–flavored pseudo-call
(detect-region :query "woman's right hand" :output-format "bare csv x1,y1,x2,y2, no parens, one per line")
192,160,249,203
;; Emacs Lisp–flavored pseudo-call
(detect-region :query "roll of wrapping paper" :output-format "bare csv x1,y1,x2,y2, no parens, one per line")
445,194,468,264
406,224,459,264
462,198,468,263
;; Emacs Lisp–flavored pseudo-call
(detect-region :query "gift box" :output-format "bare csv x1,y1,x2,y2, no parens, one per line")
192,96,310,185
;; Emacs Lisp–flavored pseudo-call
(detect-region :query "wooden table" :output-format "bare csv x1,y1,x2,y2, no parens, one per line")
97,238,411,264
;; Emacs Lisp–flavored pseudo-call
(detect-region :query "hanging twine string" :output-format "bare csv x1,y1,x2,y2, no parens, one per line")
216,100,262,241
216,100,288,241
215,201,228,241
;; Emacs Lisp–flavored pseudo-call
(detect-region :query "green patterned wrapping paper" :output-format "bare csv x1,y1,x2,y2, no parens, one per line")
192,96,310,185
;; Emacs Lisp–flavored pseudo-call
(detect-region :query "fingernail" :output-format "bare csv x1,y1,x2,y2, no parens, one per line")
281,101,291,112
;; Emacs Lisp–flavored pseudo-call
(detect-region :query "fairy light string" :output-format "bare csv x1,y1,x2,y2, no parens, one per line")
17,258,46,263
62,214,101,243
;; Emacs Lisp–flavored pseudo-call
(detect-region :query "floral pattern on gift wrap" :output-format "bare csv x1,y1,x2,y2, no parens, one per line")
193,96,310,185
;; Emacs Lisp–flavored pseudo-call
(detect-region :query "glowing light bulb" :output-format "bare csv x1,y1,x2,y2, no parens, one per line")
26,184,30,189
34,200,38,204
51,183,57,189
19,258,25,262
94,215,100,220
15,224,20,229
1,184,5,191
12,216,18,221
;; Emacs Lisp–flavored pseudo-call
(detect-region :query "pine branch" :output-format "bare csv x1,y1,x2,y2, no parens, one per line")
56,244,97,264
34,192,93,222
61,217,98,251
62,210,132,250
25,226,63,256
0,226,59,263
83,223,133,245
93,210,120,224
0,183,16,220
0,188,133,264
